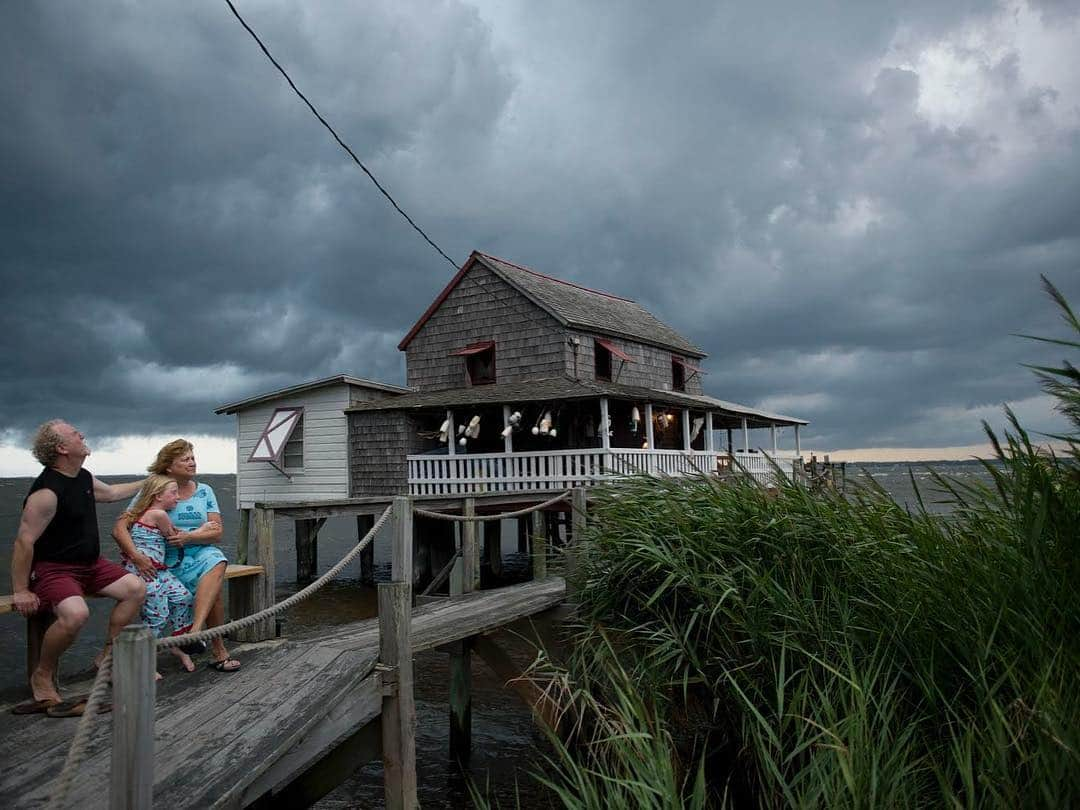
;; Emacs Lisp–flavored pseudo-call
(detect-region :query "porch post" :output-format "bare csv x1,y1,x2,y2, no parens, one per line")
645,403,655,450
502,405,513,453
795,425,802,457
771,424,777,456
704,413,715,452
681,408,691,450
742,418,749,453
599,397,611,451
727,429,733,454
447,410,456,456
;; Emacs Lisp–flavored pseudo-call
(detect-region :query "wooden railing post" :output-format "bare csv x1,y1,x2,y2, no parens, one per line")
391,496,413,586
111,624,155,810
379,581,417,810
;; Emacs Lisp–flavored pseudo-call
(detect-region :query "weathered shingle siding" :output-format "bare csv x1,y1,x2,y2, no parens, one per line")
348,411,422,496
567,331,705,395
405,262,567,391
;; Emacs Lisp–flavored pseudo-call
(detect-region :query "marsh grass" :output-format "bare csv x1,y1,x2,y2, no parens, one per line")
513,278,1079,809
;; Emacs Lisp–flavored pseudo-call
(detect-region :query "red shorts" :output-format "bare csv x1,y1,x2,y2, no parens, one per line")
29,558,130,610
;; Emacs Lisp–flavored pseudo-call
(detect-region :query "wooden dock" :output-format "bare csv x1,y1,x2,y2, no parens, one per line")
0,578,565,808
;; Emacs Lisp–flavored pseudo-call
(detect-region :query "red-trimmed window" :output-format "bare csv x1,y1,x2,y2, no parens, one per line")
595,338,632,381
249,407,304,467
451,341,496,385
671,356,705,392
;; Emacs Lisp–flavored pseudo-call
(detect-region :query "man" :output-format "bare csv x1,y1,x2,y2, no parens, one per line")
11,420,147,710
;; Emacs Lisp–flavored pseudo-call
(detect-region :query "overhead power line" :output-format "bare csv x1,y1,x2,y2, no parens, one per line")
223,0,460,269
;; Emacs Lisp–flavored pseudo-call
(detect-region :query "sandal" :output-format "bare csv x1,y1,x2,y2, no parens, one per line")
209,658,241,673
11,697,62,715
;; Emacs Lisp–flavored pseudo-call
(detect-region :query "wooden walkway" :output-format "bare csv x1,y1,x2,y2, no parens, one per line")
0,578,565,808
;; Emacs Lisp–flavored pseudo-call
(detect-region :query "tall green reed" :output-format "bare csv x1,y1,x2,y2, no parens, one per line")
517,278,1079,808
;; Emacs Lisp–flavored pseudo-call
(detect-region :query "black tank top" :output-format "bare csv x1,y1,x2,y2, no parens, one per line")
25,468,100,564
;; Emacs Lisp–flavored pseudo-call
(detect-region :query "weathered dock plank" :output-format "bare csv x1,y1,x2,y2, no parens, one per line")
0,577,565,808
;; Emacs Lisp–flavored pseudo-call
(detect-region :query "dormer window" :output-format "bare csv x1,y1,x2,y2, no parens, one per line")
672,357,686,391
451,341,496,385
595,338,632,382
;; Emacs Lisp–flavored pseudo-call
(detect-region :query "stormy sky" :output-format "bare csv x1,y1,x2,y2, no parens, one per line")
2,0,1079,472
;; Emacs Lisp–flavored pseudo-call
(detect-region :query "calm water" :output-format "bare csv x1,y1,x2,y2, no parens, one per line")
0,461,994,806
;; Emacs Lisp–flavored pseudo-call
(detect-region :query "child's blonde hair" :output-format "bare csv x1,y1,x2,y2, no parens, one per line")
121,474,178,527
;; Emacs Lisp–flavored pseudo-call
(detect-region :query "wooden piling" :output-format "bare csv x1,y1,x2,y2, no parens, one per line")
448,558,471,764
531,510,547,580
232,506,275,642
484,520,503,581
516,516,529,553
390,496,413,588
461,498,479,593
236,508,251,565
356,514,375,586
111,624,155,810
295,518,319,585
378,581,417,810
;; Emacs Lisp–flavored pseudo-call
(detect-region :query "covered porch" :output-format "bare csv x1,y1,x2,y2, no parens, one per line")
397,384,806,496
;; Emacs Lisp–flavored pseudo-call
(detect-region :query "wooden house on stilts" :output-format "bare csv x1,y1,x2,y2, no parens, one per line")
218,250,808,509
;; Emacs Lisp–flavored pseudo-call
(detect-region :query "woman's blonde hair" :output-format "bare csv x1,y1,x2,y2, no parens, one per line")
121,475,178,527
148,439,194,475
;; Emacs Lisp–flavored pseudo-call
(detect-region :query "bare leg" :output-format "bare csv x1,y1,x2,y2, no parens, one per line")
31,596,88,703
189,562,226,633
95,574,146,667
169,647,195,672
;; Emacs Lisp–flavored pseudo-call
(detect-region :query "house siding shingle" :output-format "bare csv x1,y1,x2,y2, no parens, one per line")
569,331,705,395
405,262,567,392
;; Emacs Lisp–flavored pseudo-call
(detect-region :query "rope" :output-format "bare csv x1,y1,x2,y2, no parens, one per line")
50,504,392,805
413,490,572,522
157,504,392,650
48,652,113,810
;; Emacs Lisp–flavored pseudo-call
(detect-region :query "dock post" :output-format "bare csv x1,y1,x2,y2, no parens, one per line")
461,498,479,592
378,581,417,810
295,518,318,585
531,510,547,580
569,487,587,583
233,506,275,642
236,508,251,565
448,559,472,764
356,514,375,586
516,516,528,553
391,497,414,590
111,624,155,810
484,520,503,581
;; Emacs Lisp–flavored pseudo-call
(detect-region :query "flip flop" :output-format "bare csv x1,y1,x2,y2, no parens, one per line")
209,658,241,673
11,697,61,715
46,697,112,718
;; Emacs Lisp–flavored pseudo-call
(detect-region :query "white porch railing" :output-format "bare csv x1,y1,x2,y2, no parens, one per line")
407,448,799,496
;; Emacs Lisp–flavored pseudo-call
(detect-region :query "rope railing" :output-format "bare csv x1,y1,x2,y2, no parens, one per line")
48,504,393,808
158,504,392,650
413,490,571,522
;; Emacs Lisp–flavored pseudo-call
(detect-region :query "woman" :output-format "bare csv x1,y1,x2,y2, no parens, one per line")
113,439,241,672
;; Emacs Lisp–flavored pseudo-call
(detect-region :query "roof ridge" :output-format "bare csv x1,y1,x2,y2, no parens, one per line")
476,252,634,303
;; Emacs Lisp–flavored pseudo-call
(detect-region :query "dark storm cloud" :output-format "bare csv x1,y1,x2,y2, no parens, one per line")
2,0,1078,451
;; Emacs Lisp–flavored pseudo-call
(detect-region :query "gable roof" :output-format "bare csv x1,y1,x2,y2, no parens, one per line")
397,251,705,357
214,374,410,415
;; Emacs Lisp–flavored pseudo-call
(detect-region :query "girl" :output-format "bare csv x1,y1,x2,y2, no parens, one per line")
120,475,197,677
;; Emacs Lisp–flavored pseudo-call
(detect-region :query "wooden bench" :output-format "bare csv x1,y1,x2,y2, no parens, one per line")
1,564,267,685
